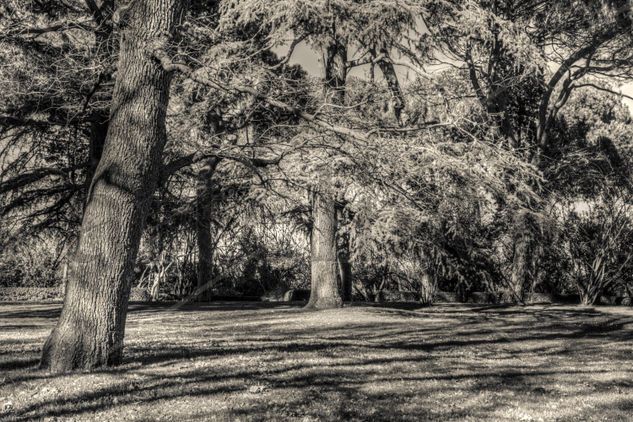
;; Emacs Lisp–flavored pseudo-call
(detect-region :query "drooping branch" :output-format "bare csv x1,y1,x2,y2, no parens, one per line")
153,49,371,142
346,53,386,69
575,82,633,103
160,149,287,181
0,114,85,129
153,50,444,143
0,165,83,195
3,20,95,37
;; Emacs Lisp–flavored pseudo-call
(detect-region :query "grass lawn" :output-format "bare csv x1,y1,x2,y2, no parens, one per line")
1,302,633,421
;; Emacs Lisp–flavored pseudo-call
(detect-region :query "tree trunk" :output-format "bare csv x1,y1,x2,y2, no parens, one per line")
83,1,116,208
376,50,405,125
307,192,342,309
40,0,186,373
196,158,220,301
338,238,353,302
510,234,531,304
337,205,352,302
509,211,541,305
306,36,347,309
419,270,436,306
83,117,109,203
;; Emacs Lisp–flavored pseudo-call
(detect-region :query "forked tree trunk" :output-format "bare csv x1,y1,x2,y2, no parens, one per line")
306,36,347,309
307,192,342,309
83,1,116,207
85,118,109,196
40,0,186,373
196,158,220,301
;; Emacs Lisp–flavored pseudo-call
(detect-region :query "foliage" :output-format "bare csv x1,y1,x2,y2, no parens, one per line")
0,236,65,288
563,193,633,305
1,0,632,307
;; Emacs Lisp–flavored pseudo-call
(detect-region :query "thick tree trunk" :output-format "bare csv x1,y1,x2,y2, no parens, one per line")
509,211,541,305
40,0,186,373
307,192,342,309
196,158,220,301
418,270,436,306
306,36,347,309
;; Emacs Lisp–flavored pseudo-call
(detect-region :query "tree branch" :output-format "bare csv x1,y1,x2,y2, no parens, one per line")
153,50,371,142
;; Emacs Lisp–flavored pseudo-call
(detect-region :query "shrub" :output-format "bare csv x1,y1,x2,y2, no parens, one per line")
0,238,64,288
0,286,64,302
564,195,633,305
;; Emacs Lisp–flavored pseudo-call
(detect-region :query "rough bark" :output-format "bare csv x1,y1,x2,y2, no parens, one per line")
306,36,347,309
510,230,534,305
324,38,347,104
307,192,342,309
510,239,527,303
418,271,436,305
196,158,220,301
40,0,186,373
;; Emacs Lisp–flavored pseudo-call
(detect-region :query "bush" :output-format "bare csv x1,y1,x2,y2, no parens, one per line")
129,288,151,302
0,286,153,302
0,238,64,288
564,195,633,305
0,287,64,302
434,291,458,303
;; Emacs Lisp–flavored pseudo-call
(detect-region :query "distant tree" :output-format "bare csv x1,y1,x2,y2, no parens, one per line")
164,23,310,299
424,0,633,161
222,0,420,308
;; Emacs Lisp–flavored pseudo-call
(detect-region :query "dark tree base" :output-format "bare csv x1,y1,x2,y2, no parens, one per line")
305,296,343,310
40,325,123,373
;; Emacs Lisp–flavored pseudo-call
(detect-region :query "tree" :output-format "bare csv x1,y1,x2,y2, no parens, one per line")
40,0,188,372
221,0,420,308
424,0,633,163
421,0,633,302
0,1,120,285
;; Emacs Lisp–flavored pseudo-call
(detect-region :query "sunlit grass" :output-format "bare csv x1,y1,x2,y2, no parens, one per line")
1,303,632,421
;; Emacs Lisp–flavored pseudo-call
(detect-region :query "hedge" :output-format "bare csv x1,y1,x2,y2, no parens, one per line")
0,287,151,302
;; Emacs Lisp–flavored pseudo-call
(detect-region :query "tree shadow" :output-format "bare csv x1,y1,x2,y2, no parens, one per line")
1,303,632,420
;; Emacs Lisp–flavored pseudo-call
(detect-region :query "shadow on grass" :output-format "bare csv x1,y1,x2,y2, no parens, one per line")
1,303,632,420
